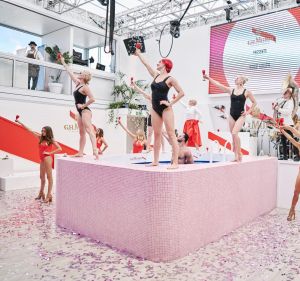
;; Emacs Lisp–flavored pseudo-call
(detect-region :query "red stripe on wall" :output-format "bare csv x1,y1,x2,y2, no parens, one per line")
208,131,249,155
0,116,78,165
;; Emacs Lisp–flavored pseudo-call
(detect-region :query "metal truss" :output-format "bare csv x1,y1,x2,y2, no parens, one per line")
43,0,94,14
33,0,298,38
114,0,297,38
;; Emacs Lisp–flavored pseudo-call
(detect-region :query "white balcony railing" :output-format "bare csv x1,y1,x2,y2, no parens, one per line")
0,52,115,100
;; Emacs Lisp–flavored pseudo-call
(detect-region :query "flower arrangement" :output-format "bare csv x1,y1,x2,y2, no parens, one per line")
45,45,72,64
45,45,72,83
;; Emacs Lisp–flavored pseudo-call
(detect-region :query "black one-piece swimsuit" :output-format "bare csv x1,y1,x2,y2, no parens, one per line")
73,85,91,116
230,89,246,121
151,75,171,117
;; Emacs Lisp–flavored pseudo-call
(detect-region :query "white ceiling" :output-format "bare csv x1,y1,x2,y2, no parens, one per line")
79,0,157,18
73,26,106,49
0,1,69,36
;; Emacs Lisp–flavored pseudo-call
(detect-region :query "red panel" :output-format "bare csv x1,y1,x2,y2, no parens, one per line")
208,131,249,155
0,116,78,165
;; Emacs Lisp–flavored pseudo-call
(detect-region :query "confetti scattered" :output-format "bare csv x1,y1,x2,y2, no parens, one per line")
0,189,299,281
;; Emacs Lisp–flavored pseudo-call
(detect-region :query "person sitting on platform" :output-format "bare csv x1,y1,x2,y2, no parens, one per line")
163,131,194,164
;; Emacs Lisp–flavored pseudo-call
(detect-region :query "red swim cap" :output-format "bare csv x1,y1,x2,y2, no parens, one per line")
161,58,173,73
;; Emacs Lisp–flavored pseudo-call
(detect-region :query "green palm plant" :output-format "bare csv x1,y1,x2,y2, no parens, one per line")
108,71,149,124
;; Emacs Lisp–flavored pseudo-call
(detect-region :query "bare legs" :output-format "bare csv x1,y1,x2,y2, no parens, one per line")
229,115,245,162
150,110,163,166
149,108,179,168
72,110,98,159
44,156,53,203
81,111,98,160
146,125,153,151
36,162,46,200
163,108,179,169
36,157,53,203
288,168,300,221
147,125,165,152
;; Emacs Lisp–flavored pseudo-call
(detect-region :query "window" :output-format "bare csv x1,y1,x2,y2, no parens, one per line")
0,26,41,55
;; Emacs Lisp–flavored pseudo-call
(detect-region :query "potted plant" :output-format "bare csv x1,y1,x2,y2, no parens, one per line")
45,45,72,94
108,71,149,124
48,69,63,94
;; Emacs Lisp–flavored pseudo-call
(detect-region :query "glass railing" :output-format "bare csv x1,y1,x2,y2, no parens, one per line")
0,52,115,98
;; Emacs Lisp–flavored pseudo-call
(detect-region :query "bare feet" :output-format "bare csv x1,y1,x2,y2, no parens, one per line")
287,209,296,221
93,149,99,160
145,162,159,167
167,163,179,169
71,153,84,157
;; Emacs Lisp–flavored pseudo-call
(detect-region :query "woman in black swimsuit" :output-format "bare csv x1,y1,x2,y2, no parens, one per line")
60,56,98,159
133,49,185,168
203,74,257,162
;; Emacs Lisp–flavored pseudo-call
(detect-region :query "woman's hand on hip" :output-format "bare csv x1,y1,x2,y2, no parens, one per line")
160,100,171,107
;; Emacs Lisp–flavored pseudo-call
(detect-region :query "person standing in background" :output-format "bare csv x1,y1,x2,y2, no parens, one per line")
26,41,44,90
273,88,295,160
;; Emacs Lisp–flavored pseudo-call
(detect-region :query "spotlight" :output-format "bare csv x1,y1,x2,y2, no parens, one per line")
170,20,180,38
225,8,232,22
97,0,108,6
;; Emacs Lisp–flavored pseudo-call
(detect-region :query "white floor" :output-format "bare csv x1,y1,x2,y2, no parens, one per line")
0,188,300,281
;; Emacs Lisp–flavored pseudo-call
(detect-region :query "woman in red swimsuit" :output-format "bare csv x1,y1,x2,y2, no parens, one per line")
118,119,146,153
15,118,62,203
96,128,108,155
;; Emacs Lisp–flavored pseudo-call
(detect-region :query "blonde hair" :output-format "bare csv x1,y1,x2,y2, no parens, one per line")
282,73,292,91
136,129,145,141
251,105,261,118
82,70,92,84
239,75,248,85
189,99,197,106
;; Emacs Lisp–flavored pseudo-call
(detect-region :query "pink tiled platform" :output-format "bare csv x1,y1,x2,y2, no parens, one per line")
56,156,277,262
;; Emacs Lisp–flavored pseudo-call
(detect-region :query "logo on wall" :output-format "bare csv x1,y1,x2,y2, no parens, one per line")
64,123,79,131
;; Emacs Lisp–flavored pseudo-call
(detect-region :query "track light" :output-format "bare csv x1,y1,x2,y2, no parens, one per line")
97,0,108,6
170,20,180,38
225,8,232,22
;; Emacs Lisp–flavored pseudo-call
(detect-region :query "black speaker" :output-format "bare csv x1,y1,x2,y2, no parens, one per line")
96,63,105,71
123,36,145,55
297,0,300,4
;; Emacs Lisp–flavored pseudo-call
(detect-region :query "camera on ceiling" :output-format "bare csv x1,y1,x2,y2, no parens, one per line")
97,0,108,6
170,20,180,38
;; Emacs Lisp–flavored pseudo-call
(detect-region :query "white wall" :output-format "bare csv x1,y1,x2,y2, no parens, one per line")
124,25,285,150
42,26,73,55
0,89,131,172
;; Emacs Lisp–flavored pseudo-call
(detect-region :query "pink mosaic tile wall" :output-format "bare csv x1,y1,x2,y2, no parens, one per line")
56,157,277,262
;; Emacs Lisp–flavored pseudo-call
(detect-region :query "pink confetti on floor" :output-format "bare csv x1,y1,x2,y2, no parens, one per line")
0,189,299,281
